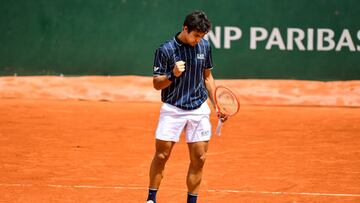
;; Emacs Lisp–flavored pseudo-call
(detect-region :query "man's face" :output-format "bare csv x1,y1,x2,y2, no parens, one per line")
184,26,206,46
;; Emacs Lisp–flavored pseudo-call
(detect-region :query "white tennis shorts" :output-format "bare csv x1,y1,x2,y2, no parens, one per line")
155,102,212,143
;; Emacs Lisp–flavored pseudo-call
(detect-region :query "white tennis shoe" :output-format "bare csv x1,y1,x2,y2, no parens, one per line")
146,200,154,203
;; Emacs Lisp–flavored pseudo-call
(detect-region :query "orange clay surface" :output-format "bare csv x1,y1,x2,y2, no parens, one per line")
0,76,360,203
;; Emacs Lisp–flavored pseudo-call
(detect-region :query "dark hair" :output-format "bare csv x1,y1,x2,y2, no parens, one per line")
183,11,211,33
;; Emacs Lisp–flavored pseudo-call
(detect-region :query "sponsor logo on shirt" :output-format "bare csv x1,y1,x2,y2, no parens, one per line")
197,53,205,60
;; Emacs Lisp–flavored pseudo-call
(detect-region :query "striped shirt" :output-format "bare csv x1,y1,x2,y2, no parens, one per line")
153,33,213,110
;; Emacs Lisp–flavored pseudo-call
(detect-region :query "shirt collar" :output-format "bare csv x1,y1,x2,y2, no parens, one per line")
174,32,186,47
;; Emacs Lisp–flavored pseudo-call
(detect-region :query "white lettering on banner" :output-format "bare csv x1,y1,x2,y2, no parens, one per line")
206,26,360,52
250,27,268,49
287,28,305,51
205,26,221,48
224,26,242,49
266,28,286,50
335,29,356,51
317,29,336,51
356,30,360,51
307,29,314,51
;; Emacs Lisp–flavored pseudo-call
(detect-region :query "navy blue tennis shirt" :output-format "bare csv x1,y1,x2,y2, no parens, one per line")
153,33,213,110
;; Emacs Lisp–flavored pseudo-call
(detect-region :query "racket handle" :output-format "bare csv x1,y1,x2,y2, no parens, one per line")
216,118,223,136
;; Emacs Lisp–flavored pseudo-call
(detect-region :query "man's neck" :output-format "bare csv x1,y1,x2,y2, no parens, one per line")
177,31,187,45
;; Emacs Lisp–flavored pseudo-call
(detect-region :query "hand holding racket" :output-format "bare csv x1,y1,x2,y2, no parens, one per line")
214,86,240,136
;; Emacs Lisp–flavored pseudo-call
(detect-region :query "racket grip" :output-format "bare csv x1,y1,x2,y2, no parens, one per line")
216,118,223,136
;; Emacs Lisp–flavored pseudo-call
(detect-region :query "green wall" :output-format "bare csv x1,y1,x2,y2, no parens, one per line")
0,0,359,80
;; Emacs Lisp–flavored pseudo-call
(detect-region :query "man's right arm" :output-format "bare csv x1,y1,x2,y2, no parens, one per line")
153,75,172,90
153,61,185,90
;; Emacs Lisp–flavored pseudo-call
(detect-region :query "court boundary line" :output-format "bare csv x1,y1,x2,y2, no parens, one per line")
0,183,359,198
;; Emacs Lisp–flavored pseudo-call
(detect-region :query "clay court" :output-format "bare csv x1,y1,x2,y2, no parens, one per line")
0,76,359,203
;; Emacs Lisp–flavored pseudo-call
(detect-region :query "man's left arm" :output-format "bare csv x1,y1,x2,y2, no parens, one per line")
204,69,216,110
204,69,229,121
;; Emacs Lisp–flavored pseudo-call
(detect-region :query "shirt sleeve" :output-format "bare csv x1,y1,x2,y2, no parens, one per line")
153,48,168,76
204,43,213,69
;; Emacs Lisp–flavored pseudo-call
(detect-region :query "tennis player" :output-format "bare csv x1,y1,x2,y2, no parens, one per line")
146,11,227,203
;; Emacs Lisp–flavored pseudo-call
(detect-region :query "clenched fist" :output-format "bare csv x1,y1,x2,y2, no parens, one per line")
173,61,185,77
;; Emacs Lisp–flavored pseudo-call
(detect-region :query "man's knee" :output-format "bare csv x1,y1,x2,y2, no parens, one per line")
154,152,171,164
191,154,206,169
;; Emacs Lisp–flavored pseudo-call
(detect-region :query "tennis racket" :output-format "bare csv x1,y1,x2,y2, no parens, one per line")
214,86,240,136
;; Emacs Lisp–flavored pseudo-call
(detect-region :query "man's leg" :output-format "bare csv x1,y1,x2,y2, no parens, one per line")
147,139,175,202
186,141,209,202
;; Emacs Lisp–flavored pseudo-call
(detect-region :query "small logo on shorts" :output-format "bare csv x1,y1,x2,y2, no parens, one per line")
200,130,210,136
153,66,160,71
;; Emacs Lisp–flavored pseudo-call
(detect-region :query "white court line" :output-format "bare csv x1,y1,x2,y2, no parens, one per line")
0,183,359,198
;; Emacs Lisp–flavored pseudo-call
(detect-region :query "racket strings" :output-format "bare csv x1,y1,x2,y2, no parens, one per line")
215,89,239,115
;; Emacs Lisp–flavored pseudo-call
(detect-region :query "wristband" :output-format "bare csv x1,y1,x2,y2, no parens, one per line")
166,72,175,81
